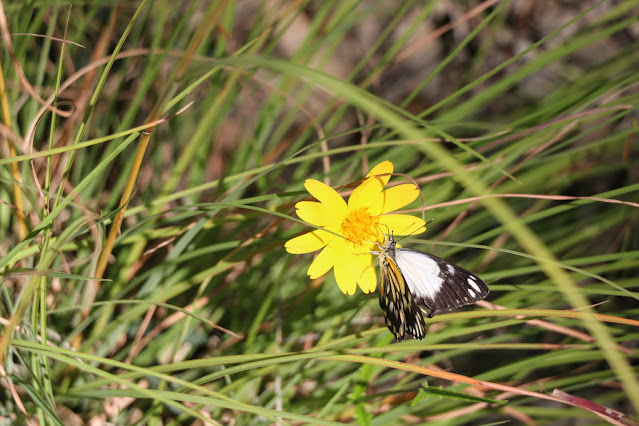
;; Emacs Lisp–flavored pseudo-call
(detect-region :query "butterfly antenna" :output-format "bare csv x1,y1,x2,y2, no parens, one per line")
380,223,391,241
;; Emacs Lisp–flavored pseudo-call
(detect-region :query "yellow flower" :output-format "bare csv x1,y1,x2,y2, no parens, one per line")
285,161,426,295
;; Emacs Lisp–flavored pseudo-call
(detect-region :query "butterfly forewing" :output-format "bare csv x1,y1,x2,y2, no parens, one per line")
378,250,427,341
394,248,490,317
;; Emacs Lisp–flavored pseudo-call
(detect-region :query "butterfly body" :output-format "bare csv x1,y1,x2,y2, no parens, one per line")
376,236,489,341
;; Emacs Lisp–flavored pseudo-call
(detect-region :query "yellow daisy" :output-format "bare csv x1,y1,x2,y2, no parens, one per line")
285,161,426,295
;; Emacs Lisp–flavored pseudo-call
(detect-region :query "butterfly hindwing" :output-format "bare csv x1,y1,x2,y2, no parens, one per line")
378,252,427,341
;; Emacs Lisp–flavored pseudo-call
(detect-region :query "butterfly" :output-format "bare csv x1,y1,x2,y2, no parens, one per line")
375,235,489,341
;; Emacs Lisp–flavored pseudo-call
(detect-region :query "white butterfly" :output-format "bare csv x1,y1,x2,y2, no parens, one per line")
375,235,489,341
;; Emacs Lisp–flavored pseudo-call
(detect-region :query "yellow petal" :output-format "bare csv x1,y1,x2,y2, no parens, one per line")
331,239,376,295
285,229,333,254
348,175,384,215
296,201,344,227
357,255,377,294
307,246,334,279
366,161,394,187
304,180,347,213
332,248,360,295
379,214,426,236
381,184,420,214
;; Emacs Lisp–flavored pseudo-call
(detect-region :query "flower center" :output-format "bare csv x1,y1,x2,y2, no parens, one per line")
340,207,380,247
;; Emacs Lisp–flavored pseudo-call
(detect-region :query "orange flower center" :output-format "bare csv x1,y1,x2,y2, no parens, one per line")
340,207,380,247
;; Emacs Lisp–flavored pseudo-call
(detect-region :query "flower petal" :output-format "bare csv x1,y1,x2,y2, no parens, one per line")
307,245,335,279
285,229,334,254
296,201,345,227
334,254,362,295
357,254,377,294
381,184,420,214
350,161,394,215
331,242,362,295
348,174,384,215
379,214,426,236
366,161,394,187
304,180,347,212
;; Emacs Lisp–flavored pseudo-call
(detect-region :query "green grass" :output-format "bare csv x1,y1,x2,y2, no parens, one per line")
1,1,638,424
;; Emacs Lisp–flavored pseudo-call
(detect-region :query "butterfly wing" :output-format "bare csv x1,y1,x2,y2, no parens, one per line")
394,248,489,317
378,253,427,341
